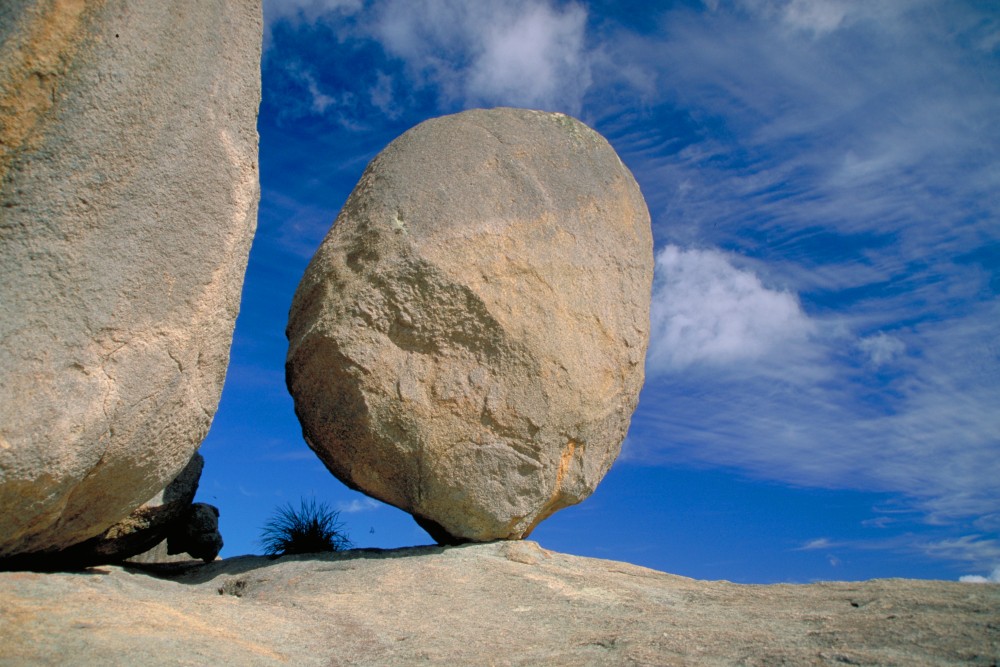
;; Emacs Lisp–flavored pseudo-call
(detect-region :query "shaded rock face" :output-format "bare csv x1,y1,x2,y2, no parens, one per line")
127,457,225,564
6,452,226,569
26,452,215,568
286,108,652,543
127,500,224,565
168,503,222,562
0,1,261,558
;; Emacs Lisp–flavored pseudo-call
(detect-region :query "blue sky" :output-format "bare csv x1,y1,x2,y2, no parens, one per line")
197,0,1000,584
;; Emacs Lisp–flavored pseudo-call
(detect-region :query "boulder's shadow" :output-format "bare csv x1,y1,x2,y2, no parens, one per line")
123,542,489,585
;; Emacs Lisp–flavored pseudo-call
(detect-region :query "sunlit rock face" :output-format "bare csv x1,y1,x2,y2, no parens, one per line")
286,107,652,544
0,0,261,558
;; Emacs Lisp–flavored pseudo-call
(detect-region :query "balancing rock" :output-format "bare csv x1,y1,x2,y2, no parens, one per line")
0,0,260,558
286,108,652,543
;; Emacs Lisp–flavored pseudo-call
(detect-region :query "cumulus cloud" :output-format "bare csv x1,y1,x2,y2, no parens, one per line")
648,245,814,373
466,3,590,108
372,0,592,112
960,566,1000,583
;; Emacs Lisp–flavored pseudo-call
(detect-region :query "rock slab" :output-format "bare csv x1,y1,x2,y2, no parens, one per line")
1,542,997,666
286,108,652,543
0,1,261,557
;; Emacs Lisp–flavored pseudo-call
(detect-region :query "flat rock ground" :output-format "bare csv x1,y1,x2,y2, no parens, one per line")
1,541,997,666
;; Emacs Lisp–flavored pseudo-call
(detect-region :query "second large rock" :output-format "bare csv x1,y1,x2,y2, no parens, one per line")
0,0,260,559
286,108,652,543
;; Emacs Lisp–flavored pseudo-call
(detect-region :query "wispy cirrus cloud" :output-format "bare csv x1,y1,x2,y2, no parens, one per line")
263,0,363,46
615,0,1000,566
258,0,1000,570
798,537,838,551
857,333,905,368
777,0,849,35
607,1,1000,254
796,533,1000,576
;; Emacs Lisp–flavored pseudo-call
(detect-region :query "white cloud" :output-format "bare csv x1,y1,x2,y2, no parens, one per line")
264,0,594,115
779,0,849,35
960,566,1000,583
270,61,367,128
858,332,905,367
602,0,1000,569
603,1,1000,258
372,0,592,112
369,71,398,118
296,67,337,114
632,301,1000,549
799,537,833,550
861,516,893,529
336,498,382,513
648,245,815,373
263,0,363,49
466,3,590,109
922,536,1000,568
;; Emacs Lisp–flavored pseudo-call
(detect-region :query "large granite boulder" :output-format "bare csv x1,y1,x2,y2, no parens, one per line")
0,0,261,559
286,108,652,543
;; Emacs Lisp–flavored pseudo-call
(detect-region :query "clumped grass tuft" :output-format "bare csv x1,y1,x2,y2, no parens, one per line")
260,498,352,556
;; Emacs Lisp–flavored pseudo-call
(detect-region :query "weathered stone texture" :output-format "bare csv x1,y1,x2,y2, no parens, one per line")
0,0,261,558
286,108,652,543
1,543,997,665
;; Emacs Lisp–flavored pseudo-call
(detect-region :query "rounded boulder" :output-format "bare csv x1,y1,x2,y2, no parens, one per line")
286,108,652,543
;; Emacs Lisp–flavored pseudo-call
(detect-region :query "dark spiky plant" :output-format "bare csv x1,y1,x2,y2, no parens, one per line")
260,498,352,556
